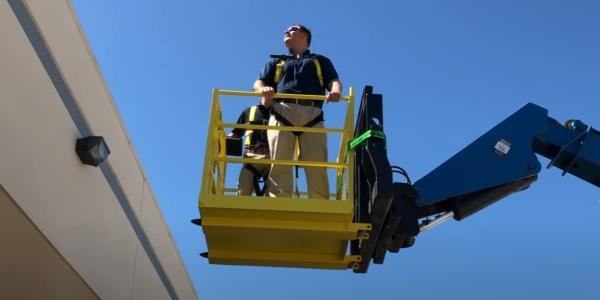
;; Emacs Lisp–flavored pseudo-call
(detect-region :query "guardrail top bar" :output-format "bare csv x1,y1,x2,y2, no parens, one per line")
215,89,352,102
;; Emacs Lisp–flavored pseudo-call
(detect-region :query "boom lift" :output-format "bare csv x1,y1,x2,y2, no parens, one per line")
195,86,599,273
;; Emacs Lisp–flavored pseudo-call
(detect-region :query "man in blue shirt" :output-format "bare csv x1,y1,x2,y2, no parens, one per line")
253,24,342,199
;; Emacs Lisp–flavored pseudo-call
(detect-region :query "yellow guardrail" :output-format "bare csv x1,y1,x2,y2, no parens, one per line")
199,88,355,201
197,87,373,270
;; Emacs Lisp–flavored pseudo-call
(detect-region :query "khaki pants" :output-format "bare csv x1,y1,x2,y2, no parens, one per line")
266,102,329,199
237,152,270,196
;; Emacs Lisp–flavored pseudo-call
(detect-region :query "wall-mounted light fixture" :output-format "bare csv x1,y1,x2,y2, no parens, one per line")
76,136,110,167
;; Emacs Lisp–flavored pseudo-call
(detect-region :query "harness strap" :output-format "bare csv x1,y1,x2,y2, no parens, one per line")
244,105,258,147
302,111,325,128
271,110,324,137
311,57,324,87
244,163,266,196
273,56,324,88
270,109,324,199
274,59,286,85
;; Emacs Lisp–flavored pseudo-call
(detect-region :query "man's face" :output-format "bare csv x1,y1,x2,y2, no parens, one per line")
283,26,307,49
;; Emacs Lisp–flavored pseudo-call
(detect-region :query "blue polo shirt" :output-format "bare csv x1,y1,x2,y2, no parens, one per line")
258,50,339,108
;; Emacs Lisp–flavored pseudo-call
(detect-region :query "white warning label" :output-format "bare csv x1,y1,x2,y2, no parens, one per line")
494,139,512,156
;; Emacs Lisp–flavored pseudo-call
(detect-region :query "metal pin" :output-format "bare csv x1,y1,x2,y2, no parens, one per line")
419,211,454,233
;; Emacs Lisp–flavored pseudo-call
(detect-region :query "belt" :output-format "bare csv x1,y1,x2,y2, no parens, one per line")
280,99,322,108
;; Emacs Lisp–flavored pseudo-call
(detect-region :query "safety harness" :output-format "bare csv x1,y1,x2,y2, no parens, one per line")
271,53,326,135
274,55,324,88
243,105,270,196
271,54,327,197
270,110,324,136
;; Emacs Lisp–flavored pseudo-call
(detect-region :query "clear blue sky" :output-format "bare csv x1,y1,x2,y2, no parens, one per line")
72,1,600,299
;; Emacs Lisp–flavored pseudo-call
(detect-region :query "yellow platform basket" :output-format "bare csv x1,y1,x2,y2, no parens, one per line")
198,88,370,270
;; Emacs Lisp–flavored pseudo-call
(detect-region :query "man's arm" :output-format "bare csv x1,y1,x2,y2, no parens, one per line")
327,79,342,102
317,55,342,102
253,80,275,108
255,58,279,108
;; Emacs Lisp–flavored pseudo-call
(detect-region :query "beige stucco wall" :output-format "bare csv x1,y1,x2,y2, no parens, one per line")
0,1,198,299
0,185,101,300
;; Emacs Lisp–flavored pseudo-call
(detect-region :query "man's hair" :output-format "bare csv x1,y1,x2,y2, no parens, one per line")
290,24,312,47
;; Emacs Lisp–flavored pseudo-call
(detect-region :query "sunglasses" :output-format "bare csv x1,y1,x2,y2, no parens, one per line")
285,26,303,34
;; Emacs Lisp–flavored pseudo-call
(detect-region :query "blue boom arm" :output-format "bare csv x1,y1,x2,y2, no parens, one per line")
352,87,599,273
413,103,600,219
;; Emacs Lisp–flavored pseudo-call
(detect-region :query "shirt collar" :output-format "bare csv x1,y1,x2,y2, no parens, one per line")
287,49,311,58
